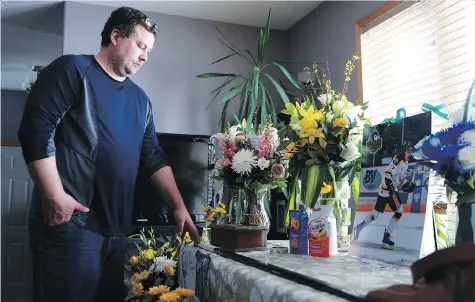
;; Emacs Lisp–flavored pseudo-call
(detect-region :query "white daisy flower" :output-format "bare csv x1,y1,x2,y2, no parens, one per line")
231,149,257,175
257,158,270,170
149,256,176,274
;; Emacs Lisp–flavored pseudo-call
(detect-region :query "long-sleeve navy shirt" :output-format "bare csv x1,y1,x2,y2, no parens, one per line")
18,54,168,237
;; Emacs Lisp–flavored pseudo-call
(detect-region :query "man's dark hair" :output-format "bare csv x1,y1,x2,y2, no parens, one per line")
101,6,159,47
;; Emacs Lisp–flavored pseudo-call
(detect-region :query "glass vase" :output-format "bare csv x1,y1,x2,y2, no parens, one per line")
240,189,270,227
320,181,352,252
456,202,475,244
201,227,210,244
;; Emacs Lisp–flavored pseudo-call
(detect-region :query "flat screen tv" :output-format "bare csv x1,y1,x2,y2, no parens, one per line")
132,133,211,226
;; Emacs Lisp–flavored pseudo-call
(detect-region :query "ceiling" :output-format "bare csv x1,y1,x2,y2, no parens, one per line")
1,1,322,31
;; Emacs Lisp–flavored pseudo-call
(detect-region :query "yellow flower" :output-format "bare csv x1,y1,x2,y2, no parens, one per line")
141,249,156,260
202,206,211,213
218,202,226,209
171,250,177,260
173,287,195,297
321,182,332,194
131,270,150,284
129,256,139,265
299,126,325,145
319,137,327,149
215,207,226,214
148,285,170,295
159,292,181,302
281,103,298,116
164,264,175,276
284,142,296,158
131,282,144,297
333,118,348,128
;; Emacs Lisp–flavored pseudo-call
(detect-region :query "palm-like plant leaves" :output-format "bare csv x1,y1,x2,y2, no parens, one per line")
197,8,300,131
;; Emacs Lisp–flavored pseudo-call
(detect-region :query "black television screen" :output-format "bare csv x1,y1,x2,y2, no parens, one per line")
132,133,211,226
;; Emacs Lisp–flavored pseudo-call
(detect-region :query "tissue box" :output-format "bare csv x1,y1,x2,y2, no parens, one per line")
289,209,309,255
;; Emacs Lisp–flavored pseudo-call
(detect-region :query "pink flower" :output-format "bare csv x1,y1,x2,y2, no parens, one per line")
216,157,230,170
224,148,235,159
271,164,285,178
258,136,270,158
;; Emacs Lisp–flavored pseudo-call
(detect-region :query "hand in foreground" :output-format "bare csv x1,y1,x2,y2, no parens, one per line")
42,192,89,226
173,206,201,244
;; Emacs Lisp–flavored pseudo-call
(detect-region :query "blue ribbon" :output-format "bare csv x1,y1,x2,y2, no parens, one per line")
382,108,407,124
422,103,448,120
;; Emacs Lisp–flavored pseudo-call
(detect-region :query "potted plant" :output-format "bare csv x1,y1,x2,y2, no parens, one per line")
197,8,300,132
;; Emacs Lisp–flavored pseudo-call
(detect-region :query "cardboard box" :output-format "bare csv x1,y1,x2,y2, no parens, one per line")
308,205,338,257
289,209,309,255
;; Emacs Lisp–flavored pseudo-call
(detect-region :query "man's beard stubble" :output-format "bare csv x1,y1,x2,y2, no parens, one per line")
108,51,131,77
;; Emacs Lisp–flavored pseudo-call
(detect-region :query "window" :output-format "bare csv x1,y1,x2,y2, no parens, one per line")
356,0,475,131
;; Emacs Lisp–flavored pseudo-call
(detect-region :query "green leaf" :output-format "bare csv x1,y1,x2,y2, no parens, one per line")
196,72,239,78
301,164,328,209
218,85,243,104
215,27,253,65
219,98,231,132
264,88,278,126
206,77,235,110
468,172,475,190
260,84,267,128
238,80,250,120
247,68,260,123
463,79,475,122
264,73,290,104
258,8,272,66
352,173,360,203
209,52,238,65
271,62,300,88
245,49,257,66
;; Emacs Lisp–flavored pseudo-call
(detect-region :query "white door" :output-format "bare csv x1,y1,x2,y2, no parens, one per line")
1,146,33,302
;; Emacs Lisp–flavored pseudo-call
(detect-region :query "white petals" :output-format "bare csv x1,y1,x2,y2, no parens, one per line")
231,149,257,175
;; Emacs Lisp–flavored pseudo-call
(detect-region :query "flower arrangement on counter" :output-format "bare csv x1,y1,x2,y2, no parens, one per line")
212,118,288,190
412,80,475,207
203,202,227,224
211,117,288,226
280,53,370,227
125,228,195,302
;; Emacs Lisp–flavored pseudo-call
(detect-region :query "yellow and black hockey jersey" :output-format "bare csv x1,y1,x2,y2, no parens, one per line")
378,154,408,197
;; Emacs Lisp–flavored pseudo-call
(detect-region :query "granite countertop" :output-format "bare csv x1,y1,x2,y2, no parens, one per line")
235,240,413,298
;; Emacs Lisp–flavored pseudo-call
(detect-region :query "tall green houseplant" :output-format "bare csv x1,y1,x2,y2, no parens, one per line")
197,8,300,131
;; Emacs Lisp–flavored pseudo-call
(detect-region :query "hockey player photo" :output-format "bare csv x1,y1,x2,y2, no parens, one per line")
349,112,433,267
353,141,416,249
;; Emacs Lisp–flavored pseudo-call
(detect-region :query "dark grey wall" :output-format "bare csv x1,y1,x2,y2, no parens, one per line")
288,1,384,103
63,1,290,136
1,90,27,141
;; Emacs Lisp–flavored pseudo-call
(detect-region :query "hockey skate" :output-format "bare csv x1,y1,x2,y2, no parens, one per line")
381,229,395,250
352,222,363,241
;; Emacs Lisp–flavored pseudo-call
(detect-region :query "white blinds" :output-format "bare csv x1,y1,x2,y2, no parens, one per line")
361,0,475,131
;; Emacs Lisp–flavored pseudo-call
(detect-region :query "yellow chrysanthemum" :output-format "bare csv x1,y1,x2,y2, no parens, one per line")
131,270,149,283
173,287,195,297
129,256,139,265
333,118,348,128
164,264,175,276
215,207,226,214
218,202,226,209
148,285,170,295
159,292,180,302
321,182,332,194
131,282,144,297
141,249,156,260
202,206,211,213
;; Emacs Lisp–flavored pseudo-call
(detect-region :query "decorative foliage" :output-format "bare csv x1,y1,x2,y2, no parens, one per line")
413,80,475,206
197,8,300,131
125,228,195,302
280,54,369,227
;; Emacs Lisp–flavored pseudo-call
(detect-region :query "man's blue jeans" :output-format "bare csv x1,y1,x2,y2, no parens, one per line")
29,220,126,302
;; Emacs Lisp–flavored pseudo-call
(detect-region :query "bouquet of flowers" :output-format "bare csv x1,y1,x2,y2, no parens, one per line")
280,54,369,227
211,117,287,225
124,228,195,302
412,80,475,206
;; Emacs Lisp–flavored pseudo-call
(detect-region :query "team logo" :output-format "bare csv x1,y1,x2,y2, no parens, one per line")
363,169,382,191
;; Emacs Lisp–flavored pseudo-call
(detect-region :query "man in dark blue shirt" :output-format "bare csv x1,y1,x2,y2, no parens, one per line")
17,6,200,302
